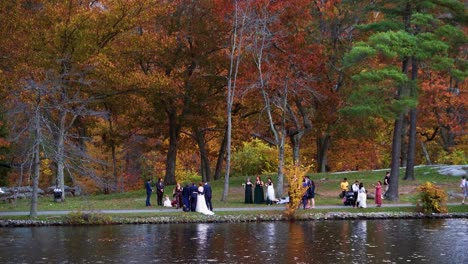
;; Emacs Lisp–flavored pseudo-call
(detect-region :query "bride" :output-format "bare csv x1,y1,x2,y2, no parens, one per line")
196,182,214,215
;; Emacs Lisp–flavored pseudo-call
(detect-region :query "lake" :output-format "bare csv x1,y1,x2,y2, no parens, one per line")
0,219,467,263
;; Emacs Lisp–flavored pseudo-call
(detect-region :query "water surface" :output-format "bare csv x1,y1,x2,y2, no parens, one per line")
0,219,466,263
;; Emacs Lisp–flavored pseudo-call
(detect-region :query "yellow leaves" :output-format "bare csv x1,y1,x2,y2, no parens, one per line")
282,163,313,218
416,182,448,214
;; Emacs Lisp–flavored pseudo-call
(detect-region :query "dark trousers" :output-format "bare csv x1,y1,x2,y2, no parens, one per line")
190,195,197,212
353,192,358,207
146,192,152,206
205,196,213,211
157,191,163,206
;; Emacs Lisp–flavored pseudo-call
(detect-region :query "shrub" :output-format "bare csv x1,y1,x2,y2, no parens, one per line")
435,149,467,165
66,211,113,225
416,182,448,214
231,139,278,176
176,169,201,184
283,163,313,219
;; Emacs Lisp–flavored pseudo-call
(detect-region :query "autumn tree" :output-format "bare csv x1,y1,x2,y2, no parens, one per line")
344,0,466,200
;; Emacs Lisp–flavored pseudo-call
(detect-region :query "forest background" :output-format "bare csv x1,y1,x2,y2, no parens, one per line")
0,0,466,212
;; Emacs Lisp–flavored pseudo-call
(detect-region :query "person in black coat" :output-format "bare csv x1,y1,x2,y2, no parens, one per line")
145,179,153,207
204,181,213,211
155,178,164,206
189,182,198,212
182,183,191,212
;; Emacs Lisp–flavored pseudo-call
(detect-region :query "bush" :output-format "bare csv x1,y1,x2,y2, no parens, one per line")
435,149,467,165
416,182,448,214
65,211,113,225
231,139,278,176
176,169,202,184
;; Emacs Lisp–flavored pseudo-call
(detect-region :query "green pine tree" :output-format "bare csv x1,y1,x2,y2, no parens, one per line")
343,0,467,200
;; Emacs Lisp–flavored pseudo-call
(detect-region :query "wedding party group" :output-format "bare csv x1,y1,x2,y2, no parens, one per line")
243,175,316,209
145,178,214,215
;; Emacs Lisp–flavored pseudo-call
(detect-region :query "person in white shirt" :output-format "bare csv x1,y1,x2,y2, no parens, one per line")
461,176,467,205
351,181,359,208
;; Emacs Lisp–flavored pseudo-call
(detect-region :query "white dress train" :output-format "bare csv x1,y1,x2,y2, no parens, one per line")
357,187,367,208
266,184,277,202
196,186,214,215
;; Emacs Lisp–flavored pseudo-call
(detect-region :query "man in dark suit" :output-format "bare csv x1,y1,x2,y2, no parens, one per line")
204,181,213,211
145,179,153,207
155,178,164,206
189,182,198,212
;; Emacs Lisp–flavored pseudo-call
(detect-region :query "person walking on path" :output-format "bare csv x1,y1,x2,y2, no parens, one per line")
145,179,153,207
156,178,164,206
204,181,213,211
375,181,382,207
383,172,390,197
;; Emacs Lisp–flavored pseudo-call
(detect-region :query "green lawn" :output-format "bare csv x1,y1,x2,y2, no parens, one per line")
0,165,464,212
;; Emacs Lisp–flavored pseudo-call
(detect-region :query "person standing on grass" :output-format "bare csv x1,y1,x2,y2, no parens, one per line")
308,180,316,209
145,179,153,207
375,181,382,207
254,175,265,204
461,176,467,205
340,178,349,199
204,181,213,211
357,182,367,208
352,180,359,208
244,177,253,204
156,177,164,206
383,172,390,197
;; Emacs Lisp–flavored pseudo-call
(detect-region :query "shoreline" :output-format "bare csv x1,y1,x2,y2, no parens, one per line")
1,211,467,227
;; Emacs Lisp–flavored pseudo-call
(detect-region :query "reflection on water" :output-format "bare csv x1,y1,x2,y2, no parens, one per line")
0,219,467,263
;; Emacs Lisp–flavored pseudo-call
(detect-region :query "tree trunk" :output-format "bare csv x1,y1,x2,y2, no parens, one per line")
164,108,180,185
400,115,408,167
56,111,66,201
222,101,232,201
289,132,303,165
404,108,417,180
195,129,211,182
387,116,404,201
277,135,285,198
420,140,432,165
30,99,41,218
404,59,418,181
213,125,227,181
317,133,331,173
107,115,120,192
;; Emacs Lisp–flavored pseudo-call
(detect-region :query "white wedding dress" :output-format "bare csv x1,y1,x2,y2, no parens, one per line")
196,186,214,215
267,184,277,202
357,187,367,208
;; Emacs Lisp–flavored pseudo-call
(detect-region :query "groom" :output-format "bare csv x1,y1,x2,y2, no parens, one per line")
204,181,213,211
189,182,198,212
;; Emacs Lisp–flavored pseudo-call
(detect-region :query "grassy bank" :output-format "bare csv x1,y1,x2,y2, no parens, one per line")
0,165,464,213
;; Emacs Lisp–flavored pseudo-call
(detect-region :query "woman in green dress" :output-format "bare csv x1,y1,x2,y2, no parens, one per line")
254,176,265,204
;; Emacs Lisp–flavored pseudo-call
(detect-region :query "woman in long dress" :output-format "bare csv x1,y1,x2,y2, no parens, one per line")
173,182,183,209
357,182,367,208
265,177,276,205
195,182,214,215
254,176,265,204
244,177,253,204
375,181,382,207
